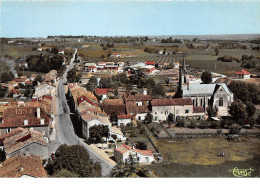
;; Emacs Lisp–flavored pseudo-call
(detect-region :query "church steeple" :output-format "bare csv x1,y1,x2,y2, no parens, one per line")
178,54,189,92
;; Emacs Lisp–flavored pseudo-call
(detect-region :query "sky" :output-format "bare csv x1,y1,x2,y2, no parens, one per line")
0,0,260,37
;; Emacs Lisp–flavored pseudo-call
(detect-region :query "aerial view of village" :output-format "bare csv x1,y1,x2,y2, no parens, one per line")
0,0,259,179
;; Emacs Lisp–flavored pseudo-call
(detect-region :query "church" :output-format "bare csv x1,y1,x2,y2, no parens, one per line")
178,55,234,117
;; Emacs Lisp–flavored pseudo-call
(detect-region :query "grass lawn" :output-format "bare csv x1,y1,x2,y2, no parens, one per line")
157,137,260,165
144,155,260,177
144,137,260,177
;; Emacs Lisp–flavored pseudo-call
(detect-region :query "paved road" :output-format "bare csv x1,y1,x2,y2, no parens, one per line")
48,49,114,176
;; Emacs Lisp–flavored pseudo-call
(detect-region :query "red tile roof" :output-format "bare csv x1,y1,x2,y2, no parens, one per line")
95,88,114,95
125,94,151,102
114,144,153,156
101,99,126,115
13,78,27,83
87,66,96,68
193,106,205,113
77,95,98,106
0,154,47,178
1,107,50,128
145,61,155,65
126,102,149,115
2,128,47,155
235,69,251,75
117,114,132,119
151,98,192,106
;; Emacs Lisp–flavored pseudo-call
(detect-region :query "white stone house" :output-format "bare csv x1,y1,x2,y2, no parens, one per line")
126,102,149,121
234,70,251,80
114,144,155,164
34,84,55,98
81,112,111,139
84,63,97,73
117,114,132,127
151,98,194,122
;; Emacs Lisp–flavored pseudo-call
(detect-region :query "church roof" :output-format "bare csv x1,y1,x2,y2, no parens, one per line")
183,83,232,97
183,84,216,96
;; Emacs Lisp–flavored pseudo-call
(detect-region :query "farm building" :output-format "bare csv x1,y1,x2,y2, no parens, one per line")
234,70,251,80
114,144,155,164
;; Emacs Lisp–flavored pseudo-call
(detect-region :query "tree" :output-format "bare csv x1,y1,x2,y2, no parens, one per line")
136,141,147,150
89,125,109,143
34,75,43,83
163,47,166,54
215,48,219,56
86,81,96,92
152,84,165,97
201,71,212,84
45,144,101,177
206,105,218,118
51,47,59,55
144,112,153,124
228,81,252,104
245,101,256,118
67,68,77,83
125,83,133,91
165,78,170,86
1,71,14,82
110,113,118,122
99,77,112,88
229,100,247,122
167,113,174,127
107,50,112,57
168,113,174,122
52,169,79,178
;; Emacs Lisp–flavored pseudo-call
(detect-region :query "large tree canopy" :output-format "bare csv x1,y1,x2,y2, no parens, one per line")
229,100,247,122
201,71,212,84
46,144,101,177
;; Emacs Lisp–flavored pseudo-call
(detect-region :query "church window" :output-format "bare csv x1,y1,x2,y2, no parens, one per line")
219,97,223,106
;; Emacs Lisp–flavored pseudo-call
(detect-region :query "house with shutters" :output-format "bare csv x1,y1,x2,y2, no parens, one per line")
114,144,154,164
151,98,196,122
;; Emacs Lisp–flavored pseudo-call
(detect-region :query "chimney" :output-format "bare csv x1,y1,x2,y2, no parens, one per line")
40,119,45,125
143,88,147,95
37,107,40,119
25,150,30,156
24,120,28,126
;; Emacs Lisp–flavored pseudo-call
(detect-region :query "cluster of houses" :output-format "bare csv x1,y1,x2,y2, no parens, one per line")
0,71,57,177
0,69,57,100
0,127,48,177
67,83,126,141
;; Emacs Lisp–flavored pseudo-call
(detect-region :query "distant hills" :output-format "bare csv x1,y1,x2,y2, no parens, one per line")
150,34,260,41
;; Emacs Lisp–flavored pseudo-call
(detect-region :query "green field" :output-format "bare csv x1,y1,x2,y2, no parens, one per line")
144,137,260,177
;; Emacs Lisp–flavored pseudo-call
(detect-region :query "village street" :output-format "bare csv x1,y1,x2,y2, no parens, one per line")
48,48,115,176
